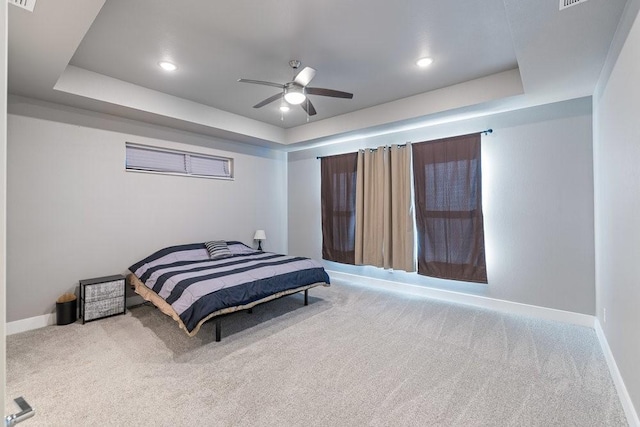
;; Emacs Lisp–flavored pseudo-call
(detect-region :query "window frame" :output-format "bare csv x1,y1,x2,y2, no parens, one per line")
125,142,234,180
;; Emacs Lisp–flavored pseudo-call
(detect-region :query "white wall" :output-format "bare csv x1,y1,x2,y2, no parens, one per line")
6,110,287,322
289,99,595,315
1,0,7,413
593,4,640,417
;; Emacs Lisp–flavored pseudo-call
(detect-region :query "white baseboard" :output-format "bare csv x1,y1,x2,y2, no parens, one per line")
595,319,640,427
5,271,638,425
6,297,144,336
2,273,599,332
6,313,56,335
327,270,595,327
328,270,639,426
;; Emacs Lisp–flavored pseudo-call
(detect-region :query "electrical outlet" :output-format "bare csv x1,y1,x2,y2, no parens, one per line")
603,308,607,323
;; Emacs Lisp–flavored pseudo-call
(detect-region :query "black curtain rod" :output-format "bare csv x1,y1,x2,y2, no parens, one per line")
316,129,493,159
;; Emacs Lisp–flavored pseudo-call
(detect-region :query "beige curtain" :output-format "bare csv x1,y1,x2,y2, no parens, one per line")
355,144,415,271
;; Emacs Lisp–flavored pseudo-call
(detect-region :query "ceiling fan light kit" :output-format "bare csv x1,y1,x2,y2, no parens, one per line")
284,85,306,105
238,60,353,117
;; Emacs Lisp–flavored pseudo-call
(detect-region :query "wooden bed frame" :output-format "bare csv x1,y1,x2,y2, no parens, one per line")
127,274,327,341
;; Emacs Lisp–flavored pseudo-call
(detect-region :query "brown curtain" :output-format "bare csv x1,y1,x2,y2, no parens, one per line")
412,134,487,283
355,145,415,271
321,152,358,264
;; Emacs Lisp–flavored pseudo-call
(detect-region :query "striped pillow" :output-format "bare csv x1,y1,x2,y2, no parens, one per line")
204,240,232,260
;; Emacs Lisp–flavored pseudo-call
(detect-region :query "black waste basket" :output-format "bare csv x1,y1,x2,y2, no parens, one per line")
56,293,77,325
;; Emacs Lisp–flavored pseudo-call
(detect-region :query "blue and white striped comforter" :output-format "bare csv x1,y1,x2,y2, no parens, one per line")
129,241,330,333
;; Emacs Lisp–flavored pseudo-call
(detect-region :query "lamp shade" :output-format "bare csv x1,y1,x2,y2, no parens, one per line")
253,230,266,240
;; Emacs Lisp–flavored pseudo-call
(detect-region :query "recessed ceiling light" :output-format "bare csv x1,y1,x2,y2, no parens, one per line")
279,104,290,112
159,61,178,72
416,57,434,68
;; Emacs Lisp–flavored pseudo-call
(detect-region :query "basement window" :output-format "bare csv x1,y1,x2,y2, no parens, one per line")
125,143,233,180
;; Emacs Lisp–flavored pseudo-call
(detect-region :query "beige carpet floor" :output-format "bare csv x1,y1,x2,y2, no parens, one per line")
6,280,628,426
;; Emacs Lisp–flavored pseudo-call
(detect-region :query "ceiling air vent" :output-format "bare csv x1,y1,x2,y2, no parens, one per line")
560,0,589,10
8,0,37,12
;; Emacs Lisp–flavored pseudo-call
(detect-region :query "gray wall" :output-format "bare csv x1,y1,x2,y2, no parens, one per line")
288,99,595,315
7,110,287,322
593,3,640,414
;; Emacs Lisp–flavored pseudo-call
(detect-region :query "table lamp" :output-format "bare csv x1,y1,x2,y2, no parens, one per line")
253,230,266,251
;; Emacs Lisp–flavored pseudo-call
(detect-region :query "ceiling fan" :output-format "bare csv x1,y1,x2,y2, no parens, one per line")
238,60,353,116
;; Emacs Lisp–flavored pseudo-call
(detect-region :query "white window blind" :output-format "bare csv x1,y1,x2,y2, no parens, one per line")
189,154,230,177
125,143,233,179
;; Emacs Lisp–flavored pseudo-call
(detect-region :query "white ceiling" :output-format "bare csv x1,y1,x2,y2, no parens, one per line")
7,0,629,148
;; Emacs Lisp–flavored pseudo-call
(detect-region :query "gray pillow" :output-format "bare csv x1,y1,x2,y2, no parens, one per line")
204,240,232,260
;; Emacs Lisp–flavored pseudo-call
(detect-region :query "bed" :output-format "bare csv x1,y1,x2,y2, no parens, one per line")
128,240,330,340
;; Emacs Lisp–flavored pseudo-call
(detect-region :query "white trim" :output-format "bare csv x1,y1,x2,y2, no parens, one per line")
6,313,55,335
327,270,595,327
595,319,640,427
6,296,146,335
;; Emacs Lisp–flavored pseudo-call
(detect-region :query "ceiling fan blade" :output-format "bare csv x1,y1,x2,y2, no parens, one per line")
294,67,316,87
301,99,317,116
306,87,353,99
238,79,285,90
253,93,283,108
